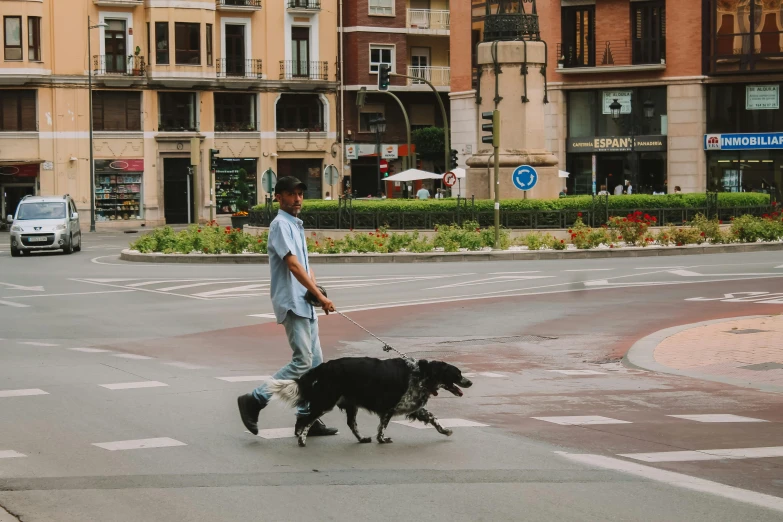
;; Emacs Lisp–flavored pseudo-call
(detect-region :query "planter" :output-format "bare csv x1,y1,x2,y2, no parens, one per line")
230,216,250,229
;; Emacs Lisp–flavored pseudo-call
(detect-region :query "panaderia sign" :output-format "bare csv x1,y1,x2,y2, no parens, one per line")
567,136,666,153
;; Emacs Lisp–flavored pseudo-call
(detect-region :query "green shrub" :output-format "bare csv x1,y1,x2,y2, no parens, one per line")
730,213,783,242
129,224,268,254
668,226,705,246
568,216,611,249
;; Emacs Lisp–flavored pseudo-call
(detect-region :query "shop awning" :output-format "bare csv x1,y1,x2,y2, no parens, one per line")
383,169,444,182
450,167,466,179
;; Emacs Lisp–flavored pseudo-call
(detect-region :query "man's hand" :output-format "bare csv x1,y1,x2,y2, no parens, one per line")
319,295,335,315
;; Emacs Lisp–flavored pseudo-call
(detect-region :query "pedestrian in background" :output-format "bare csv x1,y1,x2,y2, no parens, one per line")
597,185,609,196
416,186,431,200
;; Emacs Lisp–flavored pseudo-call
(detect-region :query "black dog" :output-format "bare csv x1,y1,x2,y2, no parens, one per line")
267,357,472,447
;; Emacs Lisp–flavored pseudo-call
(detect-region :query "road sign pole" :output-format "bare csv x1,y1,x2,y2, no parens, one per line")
493,145,500,248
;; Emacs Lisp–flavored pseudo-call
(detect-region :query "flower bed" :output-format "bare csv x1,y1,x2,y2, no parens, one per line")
129,221,268,254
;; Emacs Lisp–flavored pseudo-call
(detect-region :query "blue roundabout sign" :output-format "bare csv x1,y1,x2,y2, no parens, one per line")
512,165,538,191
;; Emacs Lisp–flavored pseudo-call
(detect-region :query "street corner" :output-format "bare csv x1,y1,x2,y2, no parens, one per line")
625,314,783,393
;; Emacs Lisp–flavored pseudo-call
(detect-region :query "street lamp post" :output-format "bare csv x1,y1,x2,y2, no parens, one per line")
369,117,386,197
609,97,655,193
87,16,108,232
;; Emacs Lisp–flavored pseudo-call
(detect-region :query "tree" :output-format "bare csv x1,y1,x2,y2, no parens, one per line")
412,126,445,162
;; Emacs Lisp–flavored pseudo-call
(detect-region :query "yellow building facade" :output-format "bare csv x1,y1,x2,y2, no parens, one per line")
0,0,340,228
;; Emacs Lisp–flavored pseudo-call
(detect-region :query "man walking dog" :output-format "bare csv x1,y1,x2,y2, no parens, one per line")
237,176,339,438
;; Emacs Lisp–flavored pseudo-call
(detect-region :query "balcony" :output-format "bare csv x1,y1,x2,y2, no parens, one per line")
556,40,666,74
279,60,329,81
216,0,262,11
93,55,146,77
287,0,320,11
406,9,450,32
407,66,450,87
217,58,262,79
94,0,142,6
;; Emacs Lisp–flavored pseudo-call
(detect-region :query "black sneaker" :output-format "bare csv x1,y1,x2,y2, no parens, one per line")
237,393,266,435
305,418,339,436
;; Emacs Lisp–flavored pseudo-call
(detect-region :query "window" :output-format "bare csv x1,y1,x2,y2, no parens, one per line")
0,90,36,131
276,94,323,132
632,1,665,65
561,6,594,67
4,16,22,61
158,92,197,132
359,104,384,133
155,22,169,64
214,93,256,132
369,45,393,74
175,22,200,65
369,0,393,16
27,17,40,61
92,91,141,131
707,83,783,134
206,24,213,66
709,0,783,73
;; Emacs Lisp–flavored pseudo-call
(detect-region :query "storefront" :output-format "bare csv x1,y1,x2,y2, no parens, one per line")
345,143,415,198
215,158,257,214
94,160,144,222
566,87,668,195
705,83,783,202
1,163,39,220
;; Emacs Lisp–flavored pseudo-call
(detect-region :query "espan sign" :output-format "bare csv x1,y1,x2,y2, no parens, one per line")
567,136,666,153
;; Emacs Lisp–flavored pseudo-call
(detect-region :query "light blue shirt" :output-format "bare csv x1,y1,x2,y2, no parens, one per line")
416,188,431,200
267,210,314,323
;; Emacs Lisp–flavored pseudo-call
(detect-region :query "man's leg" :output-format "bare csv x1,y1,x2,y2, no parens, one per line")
296,315,337,436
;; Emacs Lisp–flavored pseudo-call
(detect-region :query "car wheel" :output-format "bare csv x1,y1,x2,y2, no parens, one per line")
73,233,82,252
63,234,73,255
10,246,21,257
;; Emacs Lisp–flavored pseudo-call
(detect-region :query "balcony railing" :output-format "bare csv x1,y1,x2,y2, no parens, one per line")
216,0,262,8
407,66,450,87
406,9,450,31
287,0,320,9
92,55,146,76
556,40,665,69
279,60,329,81
93,0,142,6
215,121,258,132
217,58,262,79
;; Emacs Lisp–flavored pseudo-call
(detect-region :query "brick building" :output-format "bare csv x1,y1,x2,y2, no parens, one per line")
340,0,451,198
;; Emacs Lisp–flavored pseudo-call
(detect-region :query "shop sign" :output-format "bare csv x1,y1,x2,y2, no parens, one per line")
382,144,398,160
94,159,144,174
0,164,39,177
345,144,358,160
348,144,404,158
567,136,666,153
602,90,632,115
746,85,779,110
704,132,783,151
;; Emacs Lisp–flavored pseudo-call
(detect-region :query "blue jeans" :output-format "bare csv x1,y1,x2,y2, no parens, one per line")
253,311,322,416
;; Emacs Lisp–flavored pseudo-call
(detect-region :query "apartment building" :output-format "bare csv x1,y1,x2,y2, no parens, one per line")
340,0,450,198
0,0,339,228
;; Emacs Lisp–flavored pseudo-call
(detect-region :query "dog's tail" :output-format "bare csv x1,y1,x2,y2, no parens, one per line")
266,379,302,407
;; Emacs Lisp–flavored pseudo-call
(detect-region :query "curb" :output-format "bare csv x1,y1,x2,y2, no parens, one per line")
120,240,783,264
624,315,783,394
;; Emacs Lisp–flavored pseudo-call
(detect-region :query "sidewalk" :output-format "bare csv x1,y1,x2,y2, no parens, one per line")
626,315,783,393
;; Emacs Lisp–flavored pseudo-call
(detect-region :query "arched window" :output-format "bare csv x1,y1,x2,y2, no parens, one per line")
276,94,323,132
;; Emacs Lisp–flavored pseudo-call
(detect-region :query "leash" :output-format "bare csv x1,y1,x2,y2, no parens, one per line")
334,310,415,363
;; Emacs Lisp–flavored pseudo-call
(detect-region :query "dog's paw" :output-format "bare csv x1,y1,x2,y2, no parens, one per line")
377,437,393,444
443,429,453,437
359,437,372,443
297,437,307,447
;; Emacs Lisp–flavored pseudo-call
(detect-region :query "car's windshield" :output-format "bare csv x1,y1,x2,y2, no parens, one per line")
16,202,67,220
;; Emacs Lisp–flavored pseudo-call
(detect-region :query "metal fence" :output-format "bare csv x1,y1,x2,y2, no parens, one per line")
249,196,774,231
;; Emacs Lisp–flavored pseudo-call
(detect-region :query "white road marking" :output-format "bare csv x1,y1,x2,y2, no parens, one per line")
546,370,606,375
100,381,169,390
533,416,631,425
0,300,30,308
92,437,187,451
0,389,49,398
68,348,113,353
126,279,236,288
0,282,44,291
163,362,208,370
18,341,58,347
256,428,295,439
563,269,612,272
157,280,263,292
3,290,135,299
489,271,541,275
668,414,769,423
620,446,783,463
426,275,555,290
667,269,704,276
111,354,153,360
195,284,269,298
80,278,141,283
634,266,686,270
463,372,506,378
392,418,489,429
557,451,783,513
671,269,783,277
216,375,272,382
0,450,26,459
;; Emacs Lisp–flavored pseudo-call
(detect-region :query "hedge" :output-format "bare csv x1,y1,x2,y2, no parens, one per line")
252,193,770,214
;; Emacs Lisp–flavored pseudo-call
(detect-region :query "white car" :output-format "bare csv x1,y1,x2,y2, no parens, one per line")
8,195,82,257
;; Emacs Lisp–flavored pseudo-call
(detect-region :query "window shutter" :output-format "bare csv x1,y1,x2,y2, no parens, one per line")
93,92,105,131
127,92,141,131
20,91,37,131
103,92,127,130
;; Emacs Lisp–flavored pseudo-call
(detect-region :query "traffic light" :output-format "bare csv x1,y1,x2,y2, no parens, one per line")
209,148,219,171
450,149,459,169
377,64,391,91
481,110,500,147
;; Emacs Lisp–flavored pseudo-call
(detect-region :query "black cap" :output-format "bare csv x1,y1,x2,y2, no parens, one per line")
275,176,307,194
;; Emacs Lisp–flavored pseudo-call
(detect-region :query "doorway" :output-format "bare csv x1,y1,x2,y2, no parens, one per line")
291,27,310,77
163,158,194,224
104,19,127,74
225,24,246,76
2,184,35,220
409,0,431,28
411,47,430,84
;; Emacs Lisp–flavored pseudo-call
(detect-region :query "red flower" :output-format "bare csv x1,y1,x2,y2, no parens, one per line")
369,232,374,236
257,239,262,243
375,229,379,233
577,212,583,217
700,232,706,237
225,226,231,231
568,229,573,233
312,232,316,236
560,240,565,244
618,235,623,239
475,228,480,232
197,230,201,233
203,248,208,253
610,245,614,248
651,216,657,222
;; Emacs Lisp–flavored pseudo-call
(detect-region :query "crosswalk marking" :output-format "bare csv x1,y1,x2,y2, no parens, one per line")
0,388,49,398
533,416,631,426
392,418,489,429
0,300,29,308
92,437,187,451
546,370,606,375
256,428,296,439
463,372,506,378
0,450,26,459
111,354,153,360
668,414,768,423
620,446,783,463
18,341,58,347
100,381,168,390
163,362,208,370
69,348,113,353
216,375,272,382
